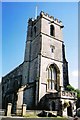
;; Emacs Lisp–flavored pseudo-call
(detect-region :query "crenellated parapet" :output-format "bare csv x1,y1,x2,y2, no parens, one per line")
40,11,64,27
28,11,64,27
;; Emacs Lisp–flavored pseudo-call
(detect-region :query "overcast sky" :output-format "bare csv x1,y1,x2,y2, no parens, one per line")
2,2,78,88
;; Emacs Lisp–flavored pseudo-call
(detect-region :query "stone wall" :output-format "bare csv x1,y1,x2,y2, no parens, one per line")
62,44,69,89
41,17,63,41
41,34,63,61
2,63,23,112
30,36,41,60
23,86,35,109
2,63,23,93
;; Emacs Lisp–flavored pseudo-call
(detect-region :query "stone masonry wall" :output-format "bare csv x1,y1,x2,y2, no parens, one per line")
2,63,23,110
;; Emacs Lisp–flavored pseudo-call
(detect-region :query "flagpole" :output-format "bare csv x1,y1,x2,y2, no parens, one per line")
35,6,38,19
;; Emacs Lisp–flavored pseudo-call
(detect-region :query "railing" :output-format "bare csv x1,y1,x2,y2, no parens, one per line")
60,91,77,98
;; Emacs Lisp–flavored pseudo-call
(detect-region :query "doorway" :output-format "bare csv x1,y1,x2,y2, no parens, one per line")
67,101,73,117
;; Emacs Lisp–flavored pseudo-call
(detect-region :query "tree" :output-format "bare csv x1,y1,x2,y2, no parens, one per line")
75,89,80,99
67,85,80,99
67,85,80,108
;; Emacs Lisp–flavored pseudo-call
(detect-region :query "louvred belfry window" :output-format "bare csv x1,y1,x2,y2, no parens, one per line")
50,25,55,36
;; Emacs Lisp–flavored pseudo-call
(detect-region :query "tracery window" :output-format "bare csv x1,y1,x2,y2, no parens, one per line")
47,65,57,90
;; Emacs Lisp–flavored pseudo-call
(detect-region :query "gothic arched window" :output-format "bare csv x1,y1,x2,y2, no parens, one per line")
50,25,55,36
47,65,57,90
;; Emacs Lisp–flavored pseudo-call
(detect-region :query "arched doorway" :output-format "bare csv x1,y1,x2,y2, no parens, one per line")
49,101,55,111
67,101,73,117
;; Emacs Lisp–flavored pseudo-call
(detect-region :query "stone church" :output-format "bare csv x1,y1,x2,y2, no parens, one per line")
2,11,77,116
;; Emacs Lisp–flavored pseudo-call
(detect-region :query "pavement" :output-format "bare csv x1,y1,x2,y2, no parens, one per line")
68,117,80,120
0,116,26,120
0,116,80,120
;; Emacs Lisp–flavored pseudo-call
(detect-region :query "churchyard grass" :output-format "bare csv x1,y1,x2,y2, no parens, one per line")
24,114,68,119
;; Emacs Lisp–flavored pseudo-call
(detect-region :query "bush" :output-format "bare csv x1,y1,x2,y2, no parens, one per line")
67,85,75,91
75,89,80,99
67,85,80,99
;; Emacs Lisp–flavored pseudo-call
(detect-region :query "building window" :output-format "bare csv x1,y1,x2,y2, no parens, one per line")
47,65,57,90
14,80,18,89
31,28,33,37
34,26,36,36
50,45,55,53
51,48,54,53
2,86,4,92
50,25,55,36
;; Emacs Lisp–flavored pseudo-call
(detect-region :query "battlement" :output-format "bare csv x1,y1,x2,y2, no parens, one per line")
28,11,64,27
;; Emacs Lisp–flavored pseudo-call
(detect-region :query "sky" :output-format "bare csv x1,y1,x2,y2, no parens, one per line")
78,2,80,89
2,2,78,88
0,2,2,84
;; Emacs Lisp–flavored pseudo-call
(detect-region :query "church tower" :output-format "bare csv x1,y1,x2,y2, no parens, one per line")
23,11,69,109
2,11,77,116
